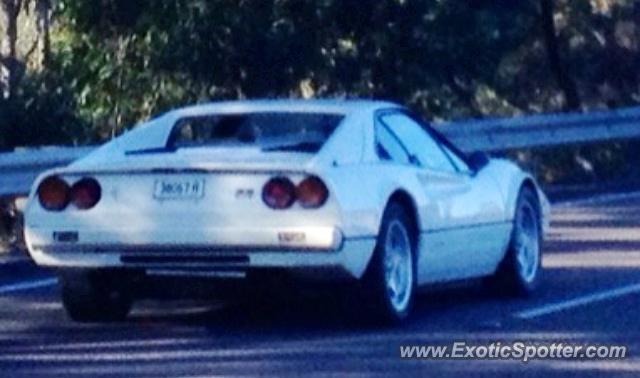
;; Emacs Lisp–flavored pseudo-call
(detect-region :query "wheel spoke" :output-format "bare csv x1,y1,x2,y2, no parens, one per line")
517,248,528,270
514,201,540,284
387,275,397,297
395,265,402,288
383,220,413,313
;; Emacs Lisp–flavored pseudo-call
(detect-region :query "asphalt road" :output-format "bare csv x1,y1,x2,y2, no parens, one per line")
1,193,640,377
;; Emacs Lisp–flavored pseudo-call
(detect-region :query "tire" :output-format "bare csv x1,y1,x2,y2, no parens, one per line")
489,187,542,296
360,202,416,323
59,270,132,322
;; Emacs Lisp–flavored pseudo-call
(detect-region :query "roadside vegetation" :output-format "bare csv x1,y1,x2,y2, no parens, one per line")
1,0,639,185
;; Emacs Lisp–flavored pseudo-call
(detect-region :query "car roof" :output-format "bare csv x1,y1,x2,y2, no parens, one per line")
167,99,404,118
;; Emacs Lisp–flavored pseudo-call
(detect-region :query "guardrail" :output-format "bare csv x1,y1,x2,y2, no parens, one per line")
435,105,640,152
1,105,639,198
0,146,95,198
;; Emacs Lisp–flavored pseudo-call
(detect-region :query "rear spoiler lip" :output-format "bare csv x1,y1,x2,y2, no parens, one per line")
125,147,177,155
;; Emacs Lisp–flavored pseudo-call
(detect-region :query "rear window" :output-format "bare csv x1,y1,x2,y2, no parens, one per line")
168,112,344,153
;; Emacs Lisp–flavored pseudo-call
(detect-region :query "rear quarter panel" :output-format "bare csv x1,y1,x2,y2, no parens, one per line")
484,159,550,236
324,163,426,238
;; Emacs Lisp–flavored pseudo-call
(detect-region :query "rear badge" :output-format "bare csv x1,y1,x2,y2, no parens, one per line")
235,188,254,199
53,231,79,243
278,232,306,244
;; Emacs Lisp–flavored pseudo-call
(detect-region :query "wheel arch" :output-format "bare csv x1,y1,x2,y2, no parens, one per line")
359,188,420,295
521,178,539,209
361,188,421,272
504,173,544,219
515,176,549,234
497,172,549,250
382,189,420,248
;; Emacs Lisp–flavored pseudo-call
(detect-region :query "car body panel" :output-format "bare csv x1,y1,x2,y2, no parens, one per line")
24,99,547,287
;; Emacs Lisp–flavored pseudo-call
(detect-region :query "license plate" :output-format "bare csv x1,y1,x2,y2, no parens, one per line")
153,178,205,200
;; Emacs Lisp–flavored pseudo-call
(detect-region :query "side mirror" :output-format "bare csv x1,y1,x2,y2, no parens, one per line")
468,151,490,173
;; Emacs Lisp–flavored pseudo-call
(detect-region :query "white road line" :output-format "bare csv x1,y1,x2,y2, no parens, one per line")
0,255,30,266
553,190,640,208
515,282,640,319
0,277,57,294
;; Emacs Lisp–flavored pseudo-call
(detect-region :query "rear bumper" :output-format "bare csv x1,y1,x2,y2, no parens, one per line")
25,226,376,280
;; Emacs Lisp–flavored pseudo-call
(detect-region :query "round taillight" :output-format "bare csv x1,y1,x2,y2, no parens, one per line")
262,177,296,209
70,178,101,210
37,176,70,211
296,176,328,208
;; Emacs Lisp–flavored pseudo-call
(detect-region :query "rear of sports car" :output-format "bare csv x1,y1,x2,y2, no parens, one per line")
23,108,379,321
26,113,377,274
25,165,373,277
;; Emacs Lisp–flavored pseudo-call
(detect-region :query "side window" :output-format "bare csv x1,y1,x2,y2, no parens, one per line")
170,117,221,148
375,120,410,164
380,113,456,173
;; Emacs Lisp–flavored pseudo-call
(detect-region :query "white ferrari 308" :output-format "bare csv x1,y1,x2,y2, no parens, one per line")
24,100,549,323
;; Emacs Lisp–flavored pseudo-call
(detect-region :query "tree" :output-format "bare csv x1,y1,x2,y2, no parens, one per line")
35,0,51,68
0,0,52,99
539,0,581,110
1,0,639,185
0,0,21,99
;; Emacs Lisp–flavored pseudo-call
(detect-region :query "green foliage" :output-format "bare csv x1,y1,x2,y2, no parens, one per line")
2,0,639,184
51,0,539,135
0,69,87,149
